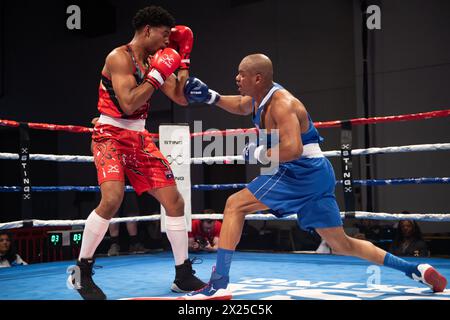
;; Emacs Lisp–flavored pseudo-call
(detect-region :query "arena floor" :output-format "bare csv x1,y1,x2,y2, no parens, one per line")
1,251,449,300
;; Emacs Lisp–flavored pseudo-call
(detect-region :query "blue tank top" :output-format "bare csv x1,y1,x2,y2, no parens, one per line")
251,83,323,146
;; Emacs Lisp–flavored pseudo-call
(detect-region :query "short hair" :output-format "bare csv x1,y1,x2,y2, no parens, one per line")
0,230,11,239
132,6,176,31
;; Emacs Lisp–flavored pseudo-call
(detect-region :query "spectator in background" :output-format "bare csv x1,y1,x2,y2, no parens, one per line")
390,220,430,257
107,209,148,256
0,231,27,268
188,209,222,253
354,219,384,242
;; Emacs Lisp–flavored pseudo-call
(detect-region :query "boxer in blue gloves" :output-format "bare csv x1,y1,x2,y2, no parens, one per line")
183,54,447,299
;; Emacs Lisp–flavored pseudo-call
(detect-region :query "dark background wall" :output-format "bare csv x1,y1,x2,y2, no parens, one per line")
352,0,450,232
0,1,449,231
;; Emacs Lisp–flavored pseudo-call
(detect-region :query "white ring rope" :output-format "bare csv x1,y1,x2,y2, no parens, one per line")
1,143,449,163
323,143,450,157
1,141,449,230
1,211,450,230
191,155,244,163
0,153,93,162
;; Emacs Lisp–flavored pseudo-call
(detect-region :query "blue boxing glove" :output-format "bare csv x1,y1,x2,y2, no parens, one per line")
243,142,270,164
184,77,220,105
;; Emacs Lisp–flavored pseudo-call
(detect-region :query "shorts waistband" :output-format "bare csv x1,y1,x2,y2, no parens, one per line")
302,143,324,158
98,114,146,132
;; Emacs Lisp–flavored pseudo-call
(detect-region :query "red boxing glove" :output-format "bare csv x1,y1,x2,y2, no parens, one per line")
169,25,193,70
145,48,181,90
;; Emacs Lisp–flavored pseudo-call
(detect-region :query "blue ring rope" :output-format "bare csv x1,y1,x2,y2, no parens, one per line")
0,177,449,192
194,177,450,190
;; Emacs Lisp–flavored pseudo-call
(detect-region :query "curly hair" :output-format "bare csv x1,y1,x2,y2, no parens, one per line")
132,6,176,31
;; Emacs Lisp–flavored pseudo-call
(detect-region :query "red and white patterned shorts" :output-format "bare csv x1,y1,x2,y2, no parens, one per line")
92,124,175,195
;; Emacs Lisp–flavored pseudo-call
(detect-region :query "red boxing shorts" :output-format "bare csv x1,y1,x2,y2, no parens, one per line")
92,123,176,195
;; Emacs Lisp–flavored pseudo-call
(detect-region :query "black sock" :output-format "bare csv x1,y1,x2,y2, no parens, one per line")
129,235,138,245
110,236,119,245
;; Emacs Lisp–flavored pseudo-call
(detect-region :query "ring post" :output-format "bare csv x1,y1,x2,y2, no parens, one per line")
159,124,192,232
340,120,356,216
19,122,32,220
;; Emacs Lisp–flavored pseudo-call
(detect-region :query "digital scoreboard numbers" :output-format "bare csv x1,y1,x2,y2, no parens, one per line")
49,233,63,246
48,231,83,247
71,231,83,246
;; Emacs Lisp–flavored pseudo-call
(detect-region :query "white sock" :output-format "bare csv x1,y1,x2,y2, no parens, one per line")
78,210,110,260
165,215,188,266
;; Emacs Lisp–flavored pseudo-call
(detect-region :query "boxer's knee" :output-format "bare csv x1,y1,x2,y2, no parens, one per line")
97,200,122,219
172,193,185,215
97,184,124,219
165,191,185,216
224,193,247,218
224,193,238,212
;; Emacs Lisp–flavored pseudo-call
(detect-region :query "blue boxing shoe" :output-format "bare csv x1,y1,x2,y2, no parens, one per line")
184,268,232,300
409,264,447,293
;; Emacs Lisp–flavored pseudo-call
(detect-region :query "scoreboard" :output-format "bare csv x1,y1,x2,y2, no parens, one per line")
48,230,83,247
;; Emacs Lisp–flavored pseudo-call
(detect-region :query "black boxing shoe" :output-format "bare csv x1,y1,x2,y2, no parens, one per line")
171,258,206,293
67,258,107,300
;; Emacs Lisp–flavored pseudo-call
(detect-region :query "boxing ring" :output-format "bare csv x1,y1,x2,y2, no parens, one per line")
1,109,450,300
1,252,449,300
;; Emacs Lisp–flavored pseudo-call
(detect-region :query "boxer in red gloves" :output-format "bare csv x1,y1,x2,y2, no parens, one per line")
67,6,205,300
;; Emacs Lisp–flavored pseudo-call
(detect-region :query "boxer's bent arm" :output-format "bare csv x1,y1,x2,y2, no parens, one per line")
216,95,253,115
107,51,155,115
268,97,303,162
161,70,189,106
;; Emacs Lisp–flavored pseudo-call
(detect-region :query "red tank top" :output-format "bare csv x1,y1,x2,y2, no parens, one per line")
97,44,151,119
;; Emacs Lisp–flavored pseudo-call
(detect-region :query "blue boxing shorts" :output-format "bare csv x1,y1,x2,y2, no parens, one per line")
247,157,343,232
